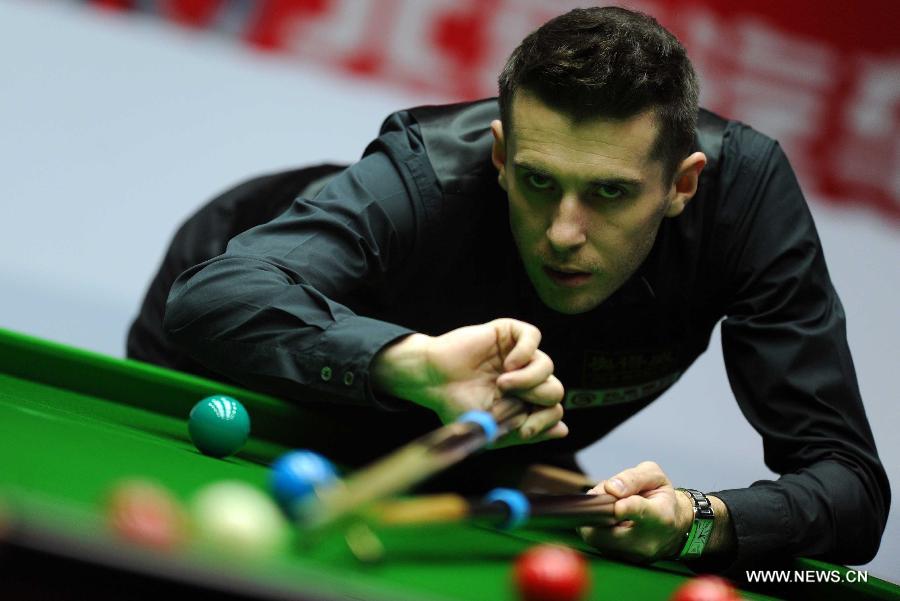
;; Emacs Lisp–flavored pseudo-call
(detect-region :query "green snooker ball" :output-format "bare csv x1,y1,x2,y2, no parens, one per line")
188,395,250,458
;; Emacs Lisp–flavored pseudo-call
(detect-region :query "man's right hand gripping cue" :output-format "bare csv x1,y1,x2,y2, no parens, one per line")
371,318,568,448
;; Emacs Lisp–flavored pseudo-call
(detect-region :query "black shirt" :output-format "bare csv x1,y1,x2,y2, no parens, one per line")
161,99,889,569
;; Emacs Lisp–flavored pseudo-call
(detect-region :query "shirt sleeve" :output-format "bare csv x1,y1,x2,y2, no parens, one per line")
709,128,890,569
164,119,436,409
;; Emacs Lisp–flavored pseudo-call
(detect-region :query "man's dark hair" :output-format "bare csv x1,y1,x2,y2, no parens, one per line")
498,6,699,183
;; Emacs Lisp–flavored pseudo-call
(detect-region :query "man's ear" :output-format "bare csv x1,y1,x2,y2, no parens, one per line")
490,119,508,191
665,151,706,218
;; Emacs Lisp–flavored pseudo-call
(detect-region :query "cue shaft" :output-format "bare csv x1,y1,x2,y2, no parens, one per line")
368,492,618,530
298,398,527,532
518,464,598,494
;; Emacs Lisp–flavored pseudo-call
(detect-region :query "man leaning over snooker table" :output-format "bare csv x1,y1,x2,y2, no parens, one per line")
128,6,889,579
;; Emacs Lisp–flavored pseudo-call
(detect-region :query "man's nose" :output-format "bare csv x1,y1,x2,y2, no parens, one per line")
546,194,587,253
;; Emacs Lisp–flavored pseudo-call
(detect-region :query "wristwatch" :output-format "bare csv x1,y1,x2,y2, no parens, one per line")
677,488,715,560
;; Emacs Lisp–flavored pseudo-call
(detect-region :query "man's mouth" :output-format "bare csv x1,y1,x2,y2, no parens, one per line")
543,266,592,287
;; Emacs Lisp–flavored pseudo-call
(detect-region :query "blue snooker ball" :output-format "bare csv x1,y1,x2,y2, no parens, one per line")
270,450,338,517
188,395,250,458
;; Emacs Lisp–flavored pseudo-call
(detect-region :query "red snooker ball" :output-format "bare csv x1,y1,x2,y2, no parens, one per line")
670,575,741,601
106,479,186,550
514,544,590,601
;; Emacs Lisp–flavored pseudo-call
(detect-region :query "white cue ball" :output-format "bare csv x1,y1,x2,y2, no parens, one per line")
190,480,289,556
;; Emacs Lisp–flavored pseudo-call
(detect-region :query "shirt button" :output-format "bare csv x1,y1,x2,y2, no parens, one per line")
343,372,355,386
320,366,333,381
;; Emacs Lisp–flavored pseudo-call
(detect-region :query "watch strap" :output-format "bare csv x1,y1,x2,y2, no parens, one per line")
677,488,714,560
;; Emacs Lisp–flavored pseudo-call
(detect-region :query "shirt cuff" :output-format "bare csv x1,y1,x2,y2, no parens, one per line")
709,483,791,571
310,315,417,411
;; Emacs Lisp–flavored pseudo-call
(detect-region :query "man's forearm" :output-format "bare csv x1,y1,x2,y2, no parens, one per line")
707,495,736,556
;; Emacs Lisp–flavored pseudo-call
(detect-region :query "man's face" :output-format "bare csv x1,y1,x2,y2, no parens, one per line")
493,92,689,315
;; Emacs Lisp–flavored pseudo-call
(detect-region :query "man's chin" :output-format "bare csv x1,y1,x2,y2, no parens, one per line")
537,288,607,315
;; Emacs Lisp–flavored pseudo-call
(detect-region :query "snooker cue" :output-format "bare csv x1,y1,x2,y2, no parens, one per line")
367,491,619,530
518,464,598,495
297,398,528,533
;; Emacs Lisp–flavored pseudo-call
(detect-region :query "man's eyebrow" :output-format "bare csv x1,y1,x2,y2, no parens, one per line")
513,160,644,188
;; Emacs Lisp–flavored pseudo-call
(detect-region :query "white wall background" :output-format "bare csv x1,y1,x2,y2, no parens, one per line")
1,1,896,583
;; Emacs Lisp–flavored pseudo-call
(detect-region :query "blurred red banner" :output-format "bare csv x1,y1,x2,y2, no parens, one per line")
89,0,900,219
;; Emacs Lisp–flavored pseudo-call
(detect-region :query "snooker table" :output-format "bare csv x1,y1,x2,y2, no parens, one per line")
0,327,896,601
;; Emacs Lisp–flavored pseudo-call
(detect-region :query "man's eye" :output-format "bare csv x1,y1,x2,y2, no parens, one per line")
525,173,554,190
593,185,624,200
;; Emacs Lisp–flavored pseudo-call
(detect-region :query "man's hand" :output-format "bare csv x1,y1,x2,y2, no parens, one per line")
371,319,567,446
578,461,694,563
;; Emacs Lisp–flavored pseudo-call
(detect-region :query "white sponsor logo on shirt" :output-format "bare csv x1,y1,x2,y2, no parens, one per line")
564,372,682,409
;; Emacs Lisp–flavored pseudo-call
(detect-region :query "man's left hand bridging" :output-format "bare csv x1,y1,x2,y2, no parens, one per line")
578,461,695,563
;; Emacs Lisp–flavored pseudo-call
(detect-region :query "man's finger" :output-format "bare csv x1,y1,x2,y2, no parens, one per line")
492,419,568,449
519,403,564,439
503,375,564,407
614,494,649,522
494,319,541,371
497,350,554,392
586,480,607,495
604,461,669,497
524,420,568,444
578,523,633,549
